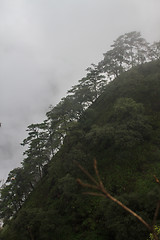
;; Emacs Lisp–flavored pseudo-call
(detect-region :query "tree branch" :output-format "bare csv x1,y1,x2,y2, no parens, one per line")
76,159,159,240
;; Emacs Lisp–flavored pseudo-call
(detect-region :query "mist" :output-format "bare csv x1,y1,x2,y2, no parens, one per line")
0,0,160,180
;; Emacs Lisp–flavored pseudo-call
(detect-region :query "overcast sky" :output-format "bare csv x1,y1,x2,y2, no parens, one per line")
0,0,160,181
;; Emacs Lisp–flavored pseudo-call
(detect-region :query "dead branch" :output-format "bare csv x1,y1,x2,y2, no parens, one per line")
76,159,160,240
74,160,99,186
154,176,160,186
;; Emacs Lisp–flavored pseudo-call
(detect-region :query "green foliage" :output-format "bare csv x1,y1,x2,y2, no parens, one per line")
85,97,152,151
1,33,160,240
148,225,160,240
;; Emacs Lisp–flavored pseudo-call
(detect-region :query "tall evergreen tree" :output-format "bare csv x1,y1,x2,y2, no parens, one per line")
21,123,50,182
99,31,150,78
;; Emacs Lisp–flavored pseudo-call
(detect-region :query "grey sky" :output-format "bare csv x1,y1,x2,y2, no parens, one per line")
0,0,160,180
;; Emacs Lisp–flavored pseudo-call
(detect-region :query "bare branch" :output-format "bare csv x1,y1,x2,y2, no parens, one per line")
153,200,160,227
76,159,160,239
74,160,99,186
154,175,160,186
100,188,152,232
77,179,99,190
94,159,104,188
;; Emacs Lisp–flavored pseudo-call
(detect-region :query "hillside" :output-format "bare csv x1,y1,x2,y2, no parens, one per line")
1,60,160,240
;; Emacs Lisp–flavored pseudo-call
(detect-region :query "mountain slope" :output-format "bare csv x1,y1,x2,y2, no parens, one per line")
1,60,160,240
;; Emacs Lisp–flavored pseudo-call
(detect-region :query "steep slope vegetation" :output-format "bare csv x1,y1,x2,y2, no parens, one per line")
1,60,160,240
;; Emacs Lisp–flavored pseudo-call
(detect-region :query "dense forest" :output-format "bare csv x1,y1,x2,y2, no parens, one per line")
0,31,160,239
